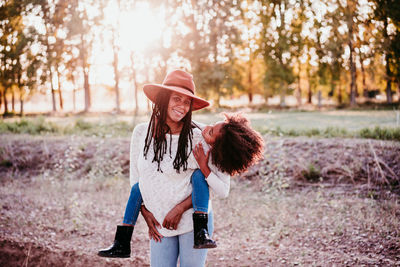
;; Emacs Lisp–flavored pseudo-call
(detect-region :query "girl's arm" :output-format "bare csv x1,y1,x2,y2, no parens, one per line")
162,194,193,230
194,143,230,198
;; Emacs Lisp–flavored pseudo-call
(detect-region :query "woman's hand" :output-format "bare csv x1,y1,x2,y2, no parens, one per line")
141,205,163,242
162,205,184,231
193,143,211,177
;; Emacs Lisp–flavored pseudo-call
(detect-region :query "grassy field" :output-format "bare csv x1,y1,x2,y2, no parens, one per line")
1,110,400,140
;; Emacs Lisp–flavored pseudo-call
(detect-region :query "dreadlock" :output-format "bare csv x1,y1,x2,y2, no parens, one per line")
143,90,194,173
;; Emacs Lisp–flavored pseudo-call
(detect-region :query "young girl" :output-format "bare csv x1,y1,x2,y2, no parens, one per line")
98,113,264,258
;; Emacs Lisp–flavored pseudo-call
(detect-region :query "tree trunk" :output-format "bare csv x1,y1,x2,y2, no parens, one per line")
280,81,286,107
360,58,368,97
3,88,8,114
84,69,90,112
347,1,357,106
306,57,312,104
0,89,2,112
348,36,357,106
80,34,91,112
70,74,77,112
130,52,139,116
383,20,393,104
397,80,400,103
19,98,24,116
112,25,121,113
113,44,120,113
297,63,302,107
330,78,336,99
248,54,253,104
73,88,76,112
317,90,322,109
11,90,15,112
49,69,57,112
56,68,63,110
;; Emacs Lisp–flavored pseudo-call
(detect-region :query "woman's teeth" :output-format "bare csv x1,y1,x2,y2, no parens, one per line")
174,109,183,116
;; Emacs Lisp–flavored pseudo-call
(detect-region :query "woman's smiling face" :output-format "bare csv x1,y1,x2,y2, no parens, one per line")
167,92,192,123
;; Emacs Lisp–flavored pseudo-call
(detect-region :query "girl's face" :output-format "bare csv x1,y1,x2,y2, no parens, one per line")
202,122,224,145
166,92,192,124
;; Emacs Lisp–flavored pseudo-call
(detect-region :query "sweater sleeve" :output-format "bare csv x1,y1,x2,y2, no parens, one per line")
129,124,143,187
191,124,230,198
206,162,230,199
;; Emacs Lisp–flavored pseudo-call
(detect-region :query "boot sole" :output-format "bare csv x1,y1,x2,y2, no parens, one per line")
193,244,217,249
97,252,130,258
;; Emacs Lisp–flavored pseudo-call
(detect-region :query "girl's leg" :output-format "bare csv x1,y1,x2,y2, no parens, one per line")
191,169,209,213
178,211,214,267
98,182,142,258
122,182,143,225
150,236,179,267
191,169,216,249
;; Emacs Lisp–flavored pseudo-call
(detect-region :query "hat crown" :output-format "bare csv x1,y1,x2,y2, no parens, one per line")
163,70,195,94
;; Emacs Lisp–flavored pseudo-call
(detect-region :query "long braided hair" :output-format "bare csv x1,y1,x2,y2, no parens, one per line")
143,90,194,173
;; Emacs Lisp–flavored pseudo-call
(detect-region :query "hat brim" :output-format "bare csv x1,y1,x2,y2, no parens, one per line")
143,84,210,111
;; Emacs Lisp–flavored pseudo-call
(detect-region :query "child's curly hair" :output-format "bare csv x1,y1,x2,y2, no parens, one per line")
210,113,264,176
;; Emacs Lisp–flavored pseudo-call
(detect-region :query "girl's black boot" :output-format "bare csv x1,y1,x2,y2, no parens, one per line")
98,225,134,258
192,213,217,249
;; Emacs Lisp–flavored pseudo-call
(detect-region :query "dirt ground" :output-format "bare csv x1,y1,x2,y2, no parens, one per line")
0,134,399,266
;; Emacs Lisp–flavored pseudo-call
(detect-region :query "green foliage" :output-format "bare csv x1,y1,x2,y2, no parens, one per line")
358,126,400,141
301,163,322,182
0,117,134,137
0,116,60,134
257,125,399,141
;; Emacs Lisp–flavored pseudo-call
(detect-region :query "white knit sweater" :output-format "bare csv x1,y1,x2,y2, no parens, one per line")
129,122,230,237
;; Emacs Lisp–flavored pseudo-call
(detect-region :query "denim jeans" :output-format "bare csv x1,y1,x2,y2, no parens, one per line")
123,169,210,224
191,169,209,213
122,182,143,225
150,212,214,267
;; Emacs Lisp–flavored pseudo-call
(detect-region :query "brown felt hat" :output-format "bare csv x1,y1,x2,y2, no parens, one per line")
143,70,210,111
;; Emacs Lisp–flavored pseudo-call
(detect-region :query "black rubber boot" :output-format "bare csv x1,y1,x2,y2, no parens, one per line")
193,213,217,249
98,225,134,258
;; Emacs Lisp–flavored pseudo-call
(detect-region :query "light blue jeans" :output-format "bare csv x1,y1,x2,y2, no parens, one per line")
150,212,214,267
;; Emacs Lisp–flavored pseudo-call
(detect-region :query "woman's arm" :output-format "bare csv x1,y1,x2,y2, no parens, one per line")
141,205,163,242
141,195,193,241
162,194,193,231
129,124,144,186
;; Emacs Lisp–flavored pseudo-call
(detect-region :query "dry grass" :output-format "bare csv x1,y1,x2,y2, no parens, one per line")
0,134,400,266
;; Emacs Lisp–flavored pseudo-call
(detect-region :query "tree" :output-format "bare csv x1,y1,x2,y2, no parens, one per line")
373,0,400,104
37,0,69,112
260,0,295,106
325,2,346,103
0,0,24,115
67,0,103,112
171,0,241,106
290,0,307,106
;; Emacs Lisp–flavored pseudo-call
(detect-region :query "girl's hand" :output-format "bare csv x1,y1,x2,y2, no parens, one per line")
141,205,163,242
193,143,211,177
162,205,184,231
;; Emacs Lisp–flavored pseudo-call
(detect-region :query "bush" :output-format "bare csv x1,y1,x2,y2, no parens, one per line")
0,117,134,137
359,126,400,141
301,163,322,182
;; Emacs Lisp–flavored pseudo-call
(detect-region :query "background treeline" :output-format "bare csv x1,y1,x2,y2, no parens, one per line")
0,0,399,116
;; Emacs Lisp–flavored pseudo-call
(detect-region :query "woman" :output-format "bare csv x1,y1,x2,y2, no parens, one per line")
126,70,229,266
